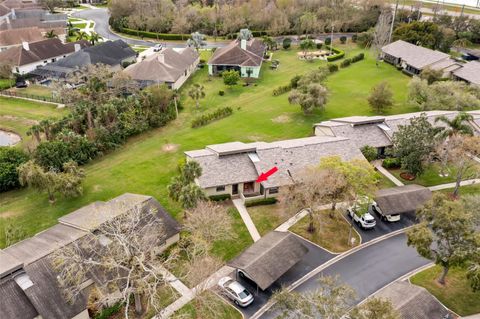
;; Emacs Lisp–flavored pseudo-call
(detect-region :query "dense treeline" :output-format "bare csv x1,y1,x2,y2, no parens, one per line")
108,0,384,36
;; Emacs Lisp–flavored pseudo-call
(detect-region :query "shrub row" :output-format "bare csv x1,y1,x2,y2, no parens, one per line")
340,53,365,68
272,84,292,96
245,197,278,207
191,107,233,128
327,63,339,73
209,194,231,201
382,157,401,169
120,28,190,40
325,46,345,62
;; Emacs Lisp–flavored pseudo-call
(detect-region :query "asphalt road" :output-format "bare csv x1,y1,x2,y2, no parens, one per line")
259,233,430,319
217,236,334,318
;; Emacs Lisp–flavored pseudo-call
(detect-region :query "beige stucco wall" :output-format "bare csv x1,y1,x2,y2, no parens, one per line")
172,56,200,90
205,181,261,196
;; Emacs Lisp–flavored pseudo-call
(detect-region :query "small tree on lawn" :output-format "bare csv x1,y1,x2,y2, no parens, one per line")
407,193,477,285
299,38,315,58
187,31,206,51
368,81,393,114
167,160,206,210
420,67,443,84
392,113,438,176
282,37,292,49
262,36,276,51
340,36,347,44
288,83,328,114
188,83,205,109
222,69,240,87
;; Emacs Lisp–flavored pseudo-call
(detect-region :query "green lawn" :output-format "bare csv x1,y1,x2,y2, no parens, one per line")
439,184,480,197
0,45,415,248
8,85,54,99
410,266,480,316
0,96,66,148
172,292,242,319
0,79,14,90
71,22,87,29
248,203,296,236
389,163,479,187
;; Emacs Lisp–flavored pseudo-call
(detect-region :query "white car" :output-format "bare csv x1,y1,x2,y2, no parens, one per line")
218,276,254,307
153,44,163,52
347,198,376,229
370,202,400,222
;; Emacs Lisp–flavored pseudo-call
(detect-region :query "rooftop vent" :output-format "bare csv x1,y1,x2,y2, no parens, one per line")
14,272,34,290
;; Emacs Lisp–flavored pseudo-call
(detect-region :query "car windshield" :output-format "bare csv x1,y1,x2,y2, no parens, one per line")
238,289,251,299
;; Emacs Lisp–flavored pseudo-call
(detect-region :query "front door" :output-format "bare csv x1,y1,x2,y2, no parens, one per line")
243,182,254,194
232,184,238,195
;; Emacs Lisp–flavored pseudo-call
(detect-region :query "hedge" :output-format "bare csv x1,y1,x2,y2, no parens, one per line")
245,197,278,207
340,58,351,68
209,194,231,201
325,46,345,62
327,63,339,73
351,52,365,63
272,84,291,96
382,157,401,169
120,28,190,41
191,107,233,128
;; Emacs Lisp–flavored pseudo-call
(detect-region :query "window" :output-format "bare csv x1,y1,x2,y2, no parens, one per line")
269,187,279,194
43,60,47,63
216,186,225,192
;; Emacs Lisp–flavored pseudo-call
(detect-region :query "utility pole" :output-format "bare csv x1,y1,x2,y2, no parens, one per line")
330,24,334,54
388,0,399,44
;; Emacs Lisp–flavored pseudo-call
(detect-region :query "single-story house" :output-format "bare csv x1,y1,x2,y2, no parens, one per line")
208,38,266,78
185,136,366,199
381,40,451,75
0,26,43,51
314,110,480,156
123,47,199,89
374,184,432,216
0,38,89,74
373,281,454,319
228,231,308,291
460,48,480,61
0,193,180,319
452,61,480,86
31,40,137,79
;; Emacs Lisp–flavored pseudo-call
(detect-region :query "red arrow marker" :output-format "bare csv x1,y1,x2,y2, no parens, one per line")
256,166,278,183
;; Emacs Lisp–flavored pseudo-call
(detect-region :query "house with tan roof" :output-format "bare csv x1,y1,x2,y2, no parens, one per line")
123,47,199,89
0,26,42,51
208,37,266,78
0,38,89,74
452,61,480,86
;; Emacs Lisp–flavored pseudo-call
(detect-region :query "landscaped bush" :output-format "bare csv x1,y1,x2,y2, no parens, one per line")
382,157,401,169
351,53,365,63
290,75,302,88
282,38,292,49
327,63,339,73
361,145,378,162
272,84,292,96
316,42,323,49
325,37,331,45
209,194,231,201
251,30,268,37
340,58,351,68
351,34,358,42
245,197,277,207
325,46,345,62
191,107,233,128
0,147,29,193
340,36,347,44
119,28,189,41
218,90,225,96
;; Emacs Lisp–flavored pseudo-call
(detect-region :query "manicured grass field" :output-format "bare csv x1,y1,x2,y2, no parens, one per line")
0,78,14,90
8,84,54,99
0,44,415,248
0,96,66,148
173,292,242,319
410,266,480,316
248,203,295,236
291,209,361,252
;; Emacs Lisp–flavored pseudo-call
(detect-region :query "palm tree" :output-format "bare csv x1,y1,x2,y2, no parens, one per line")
27,125,42,144
45,30,58,39
188,83,205,109
75,31,88,41
435,112,474,139
89,32,100,45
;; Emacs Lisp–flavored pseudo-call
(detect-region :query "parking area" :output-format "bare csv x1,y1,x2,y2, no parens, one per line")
216,236,334,318
343,210,417,243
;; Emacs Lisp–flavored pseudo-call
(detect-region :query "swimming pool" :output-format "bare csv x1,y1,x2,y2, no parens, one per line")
0,130,21,146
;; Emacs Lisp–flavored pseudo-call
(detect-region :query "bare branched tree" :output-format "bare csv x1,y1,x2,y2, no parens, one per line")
53,203,172,318
372,9,393,64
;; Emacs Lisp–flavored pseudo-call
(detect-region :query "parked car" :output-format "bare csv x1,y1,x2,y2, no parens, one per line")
370,202,400,222
218,276,254,307
15,79,27,88
153,43,163,52
347,197,376,229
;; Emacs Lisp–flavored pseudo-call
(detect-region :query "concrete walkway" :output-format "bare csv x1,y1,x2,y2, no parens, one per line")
373,162,405,187
158,265,191,298
233,199,261,242
275,203,336,232
428,178,480,191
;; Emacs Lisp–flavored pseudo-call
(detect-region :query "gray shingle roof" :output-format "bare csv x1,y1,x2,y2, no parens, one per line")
453,61,480,85
374,281,452,319
0,249,22,278
228,231,308,290
382,40,450,69
0,277,39,319
375,185,432,215
186,136,365,189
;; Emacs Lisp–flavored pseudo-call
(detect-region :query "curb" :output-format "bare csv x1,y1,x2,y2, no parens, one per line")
250,225,415,319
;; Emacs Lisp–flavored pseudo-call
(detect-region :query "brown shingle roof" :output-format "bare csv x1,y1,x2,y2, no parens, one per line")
453,61,480,85
208,38,265,67
375,184,432,215
228,231,308,290
0,26,43,46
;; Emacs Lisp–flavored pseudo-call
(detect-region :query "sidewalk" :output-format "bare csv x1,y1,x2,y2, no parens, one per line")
373,161,404,187
233,199,261,242
428,178,479,191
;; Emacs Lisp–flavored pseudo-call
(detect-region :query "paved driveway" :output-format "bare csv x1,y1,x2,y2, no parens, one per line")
217,235,334,318
344,211,417,243
259,233,430,319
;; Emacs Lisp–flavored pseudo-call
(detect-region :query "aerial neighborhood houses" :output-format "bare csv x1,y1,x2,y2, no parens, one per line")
381,39,480,85
208,37,266,78
0,194,180,319
186,110,480,200
123,47,200,89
